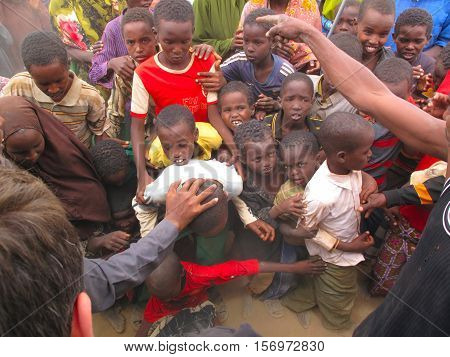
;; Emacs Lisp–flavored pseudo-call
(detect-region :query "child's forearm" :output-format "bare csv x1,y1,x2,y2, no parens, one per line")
259,261,296,274
208,104,237,156
269,205,283,219
131,118,149,183
280,222,312,245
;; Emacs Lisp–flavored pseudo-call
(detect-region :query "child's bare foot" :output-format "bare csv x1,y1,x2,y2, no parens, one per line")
297,311,311,329
242,292,253,319
264,299,285,319
104,306,126,334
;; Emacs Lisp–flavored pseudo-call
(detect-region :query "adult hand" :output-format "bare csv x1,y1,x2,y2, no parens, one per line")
358,192,387,219
101,231,131,252
165,178,219,231
107,56,136,82
247,219,275,242
257,14,310,42
255,94,280,112
91,40,104,55
291,256,327,275
231,29,244,50
273,42,294,61
136,171,154,205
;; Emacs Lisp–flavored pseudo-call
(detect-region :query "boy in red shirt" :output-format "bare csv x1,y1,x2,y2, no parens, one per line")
137,252,326,336
130,0,234,203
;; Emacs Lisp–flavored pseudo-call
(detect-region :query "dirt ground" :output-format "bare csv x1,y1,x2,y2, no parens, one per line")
93,272,383,337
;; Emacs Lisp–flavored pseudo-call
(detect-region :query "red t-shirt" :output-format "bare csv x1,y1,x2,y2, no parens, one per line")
130,52,218,122
143,259,259,323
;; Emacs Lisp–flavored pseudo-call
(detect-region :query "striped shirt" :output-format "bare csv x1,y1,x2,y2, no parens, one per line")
1,71,109,148
89,12,128,89
220,51,295,100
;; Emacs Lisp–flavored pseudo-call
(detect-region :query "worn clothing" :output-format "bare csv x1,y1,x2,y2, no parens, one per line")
385,0,450,51
106,67,155,139
302,161,364,267
84,219,178,312
89,10,129,88
0,96,110,224
307,75,358,135
221,52,295,100
192,0,247,57
143,259,260,323
1,71,109,148
263,110,312,143
354,178,450,336
282,262,358,330
0,24,14,77
274,179,305,223
147,122,222,169
131,52,218,121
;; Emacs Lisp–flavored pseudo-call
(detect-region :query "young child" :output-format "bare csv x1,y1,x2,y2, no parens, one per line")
130,0,233,202
106,7,157,140
137,251,326,336
332,0,361,35
0,31,109,148
134,105,272,263
365,57,414,190
282,112,375,330
221,8,295,119
264,73,314,142
393,8,435,95
273,131,321,246
307,33,362,134
216,81,255,162
357,0,395,71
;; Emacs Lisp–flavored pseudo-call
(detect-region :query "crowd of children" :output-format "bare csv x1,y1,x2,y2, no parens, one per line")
0,0,449,336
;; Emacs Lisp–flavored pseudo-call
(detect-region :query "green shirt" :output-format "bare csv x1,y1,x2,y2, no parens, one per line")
193,0,247,57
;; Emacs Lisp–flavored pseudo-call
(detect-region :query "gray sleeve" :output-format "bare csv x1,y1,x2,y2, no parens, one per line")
83,219,179,313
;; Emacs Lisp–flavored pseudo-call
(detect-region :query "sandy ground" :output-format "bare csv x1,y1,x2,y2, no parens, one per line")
93,272,383,337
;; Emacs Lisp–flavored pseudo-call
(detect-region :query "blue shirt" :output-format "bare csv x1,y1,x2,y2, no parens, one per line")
220,51,295,100
385,0,450,51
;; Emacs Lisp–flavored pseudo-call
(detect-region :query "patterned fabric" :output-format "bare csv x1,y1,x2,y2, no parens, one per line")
0,76,8,92
1,71,109,148
370,221,420,297
49,0,125,48
239,0,322,67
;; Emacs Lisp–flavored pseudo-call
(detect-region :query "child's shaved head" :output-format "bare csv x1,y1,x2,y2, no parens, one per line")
146,252,183,300
358,0,395,21
319,112,372,155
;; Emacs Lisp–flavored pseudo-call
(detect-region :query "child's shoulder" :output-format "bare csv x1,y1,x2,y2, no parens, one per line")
221,51,248,67
273,54,295,77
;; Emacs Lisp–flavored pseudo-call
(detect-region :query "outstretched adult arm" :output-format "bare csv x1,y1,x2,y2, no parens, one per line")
258,15,447,160
83,179,218,312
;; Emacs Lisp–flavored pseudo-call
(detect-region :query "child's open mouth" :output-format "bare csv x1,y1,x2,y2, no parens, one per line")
364,45,379,54
174,158,187,165
231,119,243,127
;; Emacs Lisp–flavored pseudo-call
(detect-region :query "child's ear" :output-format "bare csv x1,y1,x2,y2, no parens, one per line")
194,127,199,142
336,151,346,163
251,103,256,117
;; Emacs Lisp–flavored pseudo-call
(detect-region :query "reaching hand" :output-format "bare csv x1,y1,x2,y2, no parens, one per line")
256,14,311,42
276,193,305,218
197,62,226,93
273,42,295,61
424,92,450,119
360,172,378,204
91,40,104,55
255,94,280,112
305,60,321,74
165,178,219,231
107,56,136,82
383,206,405,227
101,231,131,252
231,29,244,50
247,219,275,242
346,231,374,253
412,65,425,80
291,257,327,275
135,171,154,205
192,44,216,60
358,192,387,218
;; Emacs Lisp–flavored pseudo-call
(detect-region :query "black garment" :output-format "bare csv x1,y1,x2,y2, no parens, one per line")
354,179,450,336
